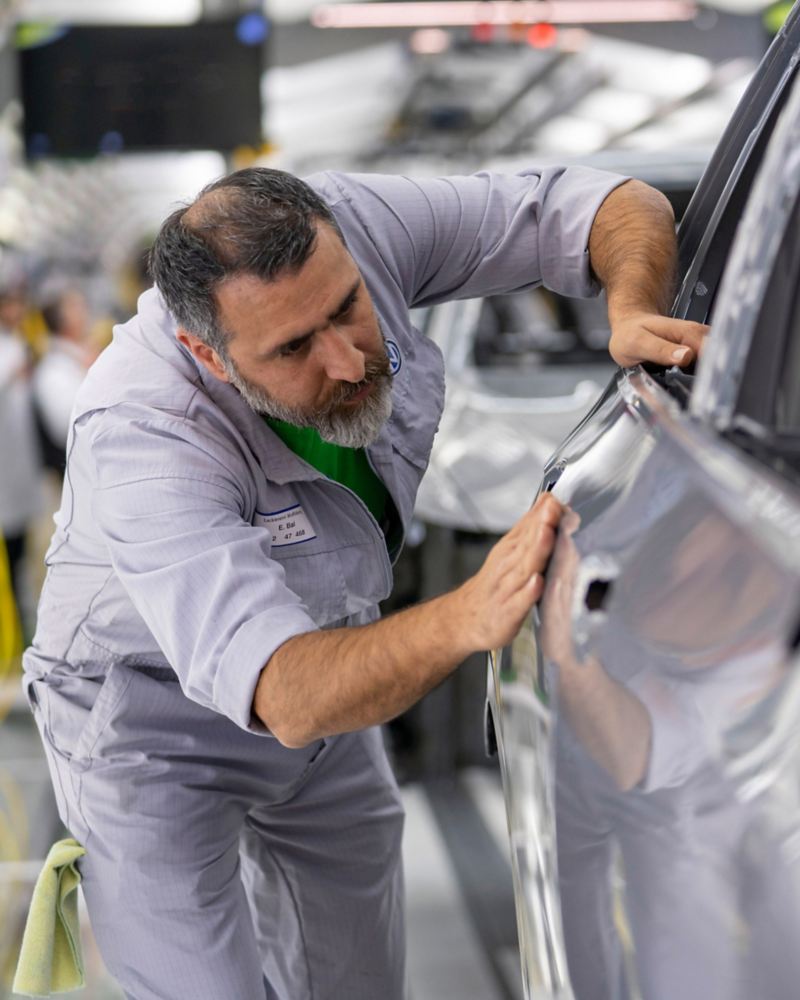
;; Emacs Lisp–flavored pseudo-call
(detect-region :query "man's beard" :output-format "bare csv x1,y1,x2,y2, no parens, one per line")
222,351,393,449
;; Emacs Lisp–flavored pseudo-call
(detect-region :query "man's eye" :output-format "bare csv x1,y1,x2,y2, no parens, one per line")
336,294,358,320
278,338,311,358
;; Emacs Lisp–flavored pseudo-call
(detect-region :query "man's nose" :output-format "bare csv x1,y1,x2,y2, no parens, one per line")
318,325,367,383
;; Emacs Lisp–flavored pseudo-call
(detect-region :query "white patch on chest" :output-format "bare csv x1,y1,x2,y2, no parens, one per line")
255,504,317,547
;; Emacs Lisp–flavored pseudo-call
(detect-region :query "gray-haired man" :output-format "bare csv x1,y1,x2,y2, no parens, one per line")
24,166,705,999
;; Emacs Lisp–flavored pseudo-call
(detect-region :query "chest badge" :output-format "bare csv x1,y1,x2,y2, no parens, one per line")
386,339,402,376
255,504,317,547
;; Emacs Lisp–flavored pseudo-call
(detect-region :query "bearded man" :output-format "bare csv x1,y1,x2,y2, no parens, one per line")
23,166,706,1000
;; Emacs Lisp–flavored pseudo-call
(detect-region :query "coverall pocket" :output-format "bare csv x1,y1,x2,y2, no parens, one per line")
270,737,332,805
270,546,349,627
42,665,133,767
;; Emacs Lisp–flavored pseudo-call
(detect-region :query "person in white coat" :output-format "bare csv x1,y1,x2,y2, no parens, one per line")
33,286,96,457
0,283,42,624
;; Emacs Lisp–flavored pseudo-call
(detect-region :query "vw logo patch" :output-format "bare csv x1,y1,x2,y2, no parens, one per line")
386,339,402,376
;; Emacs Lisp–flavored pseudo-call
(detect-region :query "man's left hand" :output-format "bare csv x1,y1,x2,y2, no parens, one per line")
608,312,710,369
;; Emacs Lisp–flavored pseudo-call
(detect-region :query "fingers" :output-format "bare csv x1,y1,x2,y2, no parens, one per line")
506,497,562,567
532,490,564,524
609,315,710,368
612,330,693,368
497,494,561,559
644,315,709,360
497,495,563,587
468,496,566,649
516,492,562,538
646,315,709,349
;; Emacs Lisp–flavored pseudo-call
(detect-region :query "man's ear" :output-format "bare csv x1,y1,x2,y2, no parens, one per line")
176,328,230,382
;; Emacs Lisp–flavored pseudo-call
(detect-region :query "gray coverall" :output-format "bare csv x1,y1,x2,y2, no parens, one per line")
23,167,623,1000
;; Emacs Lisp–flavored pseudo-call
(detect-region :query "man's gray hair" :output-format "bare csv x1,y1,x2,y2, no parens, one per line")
148,167,343,355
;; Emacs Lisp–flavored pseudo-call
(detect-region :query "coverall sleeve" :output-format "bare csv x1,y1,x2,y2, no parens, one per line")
87,405,318,734
627,645,785,793
312,166,628,307
625,670,711,791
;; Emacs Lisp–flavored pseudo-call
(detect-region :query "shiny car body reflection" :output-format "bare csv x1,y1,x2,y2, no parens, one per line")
415,290,614,533
488,6,800,999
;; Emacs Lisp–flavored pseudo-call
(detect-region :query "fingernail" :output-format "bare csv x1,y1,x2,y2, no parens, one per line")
672,347,690,363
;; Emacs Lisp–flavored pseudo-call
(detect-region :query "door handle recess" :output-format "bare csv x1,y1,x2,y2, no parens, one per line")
584,577,613,611
574,554,620,625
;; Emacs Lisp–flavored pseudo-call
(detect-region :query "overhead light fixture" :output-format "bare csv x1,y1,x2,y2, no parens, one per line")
311,2,698,29
19,0,202,25
409,27,451,53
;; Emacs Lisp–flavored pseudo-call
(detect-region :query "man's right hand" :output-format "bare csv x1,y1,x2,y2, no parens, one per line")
256,492,563,747
452,492,563,652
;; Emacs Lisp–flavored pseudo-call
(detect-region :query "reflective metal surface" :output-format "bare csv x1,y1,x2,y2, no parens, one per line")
489,638,570,999
415,292,614,532
490,19,800,1000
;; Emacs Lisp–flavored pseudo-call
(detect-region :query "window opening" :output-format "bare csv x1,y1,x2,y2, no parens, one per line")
727,184,800,481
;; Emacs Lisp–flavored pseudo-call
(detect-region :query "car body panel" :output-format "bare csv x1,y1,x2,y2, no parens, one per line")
415,293,615,532
489,8,800,997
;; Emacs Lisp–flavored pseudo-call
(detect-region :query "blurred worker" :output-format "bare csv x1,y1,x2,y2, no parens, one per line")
33,285,97,464
24,166,706,1000
0,281,42,625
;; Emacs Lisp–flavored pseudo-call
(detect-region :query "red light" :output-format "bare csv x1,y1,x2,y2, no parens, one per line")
527,22,558,47
471,21,494,42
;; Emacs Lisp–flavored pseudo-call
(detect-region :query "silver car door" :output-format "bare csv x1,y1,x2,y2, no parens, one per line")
490,11,800,998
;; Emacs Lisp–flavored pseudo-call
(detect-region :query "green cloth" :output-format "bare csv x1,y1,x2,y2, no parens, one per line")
13,838,86,997
265,418,388,525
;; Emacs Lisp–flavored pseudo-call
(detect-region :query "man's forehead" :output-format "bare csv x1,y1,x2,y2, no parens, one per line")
219,223,351,293
214,248,362,348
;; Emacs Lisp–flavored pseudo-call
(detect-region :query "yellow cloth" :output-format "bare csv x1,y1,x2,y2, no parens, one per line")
0,536,23,675
12,839,86,997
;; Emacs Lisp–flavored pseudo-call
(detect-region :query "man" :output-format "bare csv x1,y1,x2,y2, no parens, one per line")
0,279,42,630
23,166,706,1000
